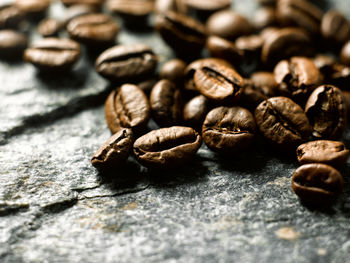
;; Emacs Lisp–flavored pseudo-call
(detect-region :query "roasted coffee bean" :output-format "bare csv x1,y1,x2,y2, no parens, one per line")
343,90,350,117
297,140,350,169
159,59,186,85
61,0,105,8
0,4,24,29
0,30,27,59
105,84,150,134
313,54,336,77
183,95,210,131
206,36,243,65
274,57,321,105
24,38,81,71
91,128,133,170
67,13,119,47
193,60,244,103
202,106,256,154
253,7,277,30
261,28,313,66
206,10,253,41
133,126,202,169
183,0,230,14
63,4,97,25
340,41,350,67
254,97,312,149
38,18,63,37
277,0,323,35
259,26,279,41
95,44,158,82
305,85,347,140
150,79,183,127
184,58,232,93
155,0,187,14
292,163,343,205
107,0,154,24
235,34,264,61
321,10,350,48
15,0,50,16
155,11,206,55
251,71,278,95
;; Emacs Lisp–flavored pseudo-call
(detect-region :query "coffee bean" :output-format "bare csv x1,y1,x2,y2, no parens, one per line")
206,10,253,40
183,0,230,14
107,0,154,25
155,0,187,14
277,0,323,35
253,7,277,30
274,56,321,105
206,36,243,66
0,4,24,29
24,38,81,71
95,44,158,82
61,0,105,8
15,0,50,16
251,71,278,95
321,10,350,48
159,59,186,85
235,34,264,61
261,28,313,66
183,95,210,131
297,140,350,169
67,13,119,47
155,11,206,55
105,84,150,134
150,79,183,127
136,78,158,96
340,41,350,67
0,30,27,59
63,4,97,25
133,126,202,169
193,60,244,103
305,85,347,140
259,26,279,41
254,97,312,149
342,90,350,117
292,163,343,205
202,106,256,154
38,18,63,37
91,128,133,170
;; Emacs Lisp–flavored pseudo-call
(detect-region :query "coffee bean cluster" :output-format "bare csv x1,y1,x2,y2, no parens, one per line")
2,0,350,208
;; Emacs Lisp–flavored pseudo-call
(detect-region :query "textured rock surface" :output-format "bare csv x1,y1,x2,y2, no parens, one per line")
1,1,350,263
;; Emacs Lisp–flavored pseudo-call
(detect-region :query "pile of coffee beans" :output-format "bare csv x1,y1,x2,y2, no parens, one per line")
2,0,350,208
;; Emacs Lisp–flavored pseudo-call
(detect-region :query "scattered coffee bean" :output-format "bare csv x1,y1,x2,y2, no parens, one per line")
155,0,187,14
0,29,27,59
255,97,312,149
292,163,343,205
155,11,206,55
261,28,313,66
305,85,347,140
253,7,277,30
183,0,230,14
63,4,97,25
91,128,133,170
297,140,349,169
15,0,50,16
95,44,158,82
340,41,350,66
235,34,264,61
24,38,81,71
150,79,183,127
202,106,256,154
321,10,350,48
206,10,253,40
274,56,321,105
206,36,243,65
61,0,105,8
38,18,63,37
0,4,24,29
159,58,186,85
193,60,244,103
183,95,210,131
105,84,150,134
67,13,119,47
133,126,202,169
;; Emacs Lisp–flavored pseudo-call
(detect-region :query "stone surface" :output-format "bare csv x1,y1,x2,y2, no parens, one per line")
1,1,350,263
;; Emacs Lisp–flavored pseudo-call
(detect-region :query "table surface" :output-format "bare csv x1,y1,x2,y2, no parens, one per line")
1,1,350,263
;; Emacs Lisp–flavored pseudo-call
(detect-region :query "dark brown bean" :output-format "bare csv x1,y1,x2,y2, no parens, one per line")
193,61,244,103
0,4,24,29
235,34,264,61
274,56,321,105
155,0,187,14
206,36,243,65
321,10,350,48
24,38,81,71
292,163,343,205
91,128,133,170
61,0,105,8
305,85,347,140
105,84,150,134
297,140,350,169
38,18,63,37
254,97,312,149
183,0,230,14
159,59,186,85
107,0,154,24
183,95,210,131
67,13,119,47
202,106,256,154
95,44,158,82
133,126,202,169
0,29,27,59
63,4,97,25
150,79,183,127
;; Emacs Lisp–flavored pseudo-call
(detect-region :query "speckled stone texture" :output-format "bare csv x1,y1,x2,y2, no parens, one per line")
1,1,350,263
